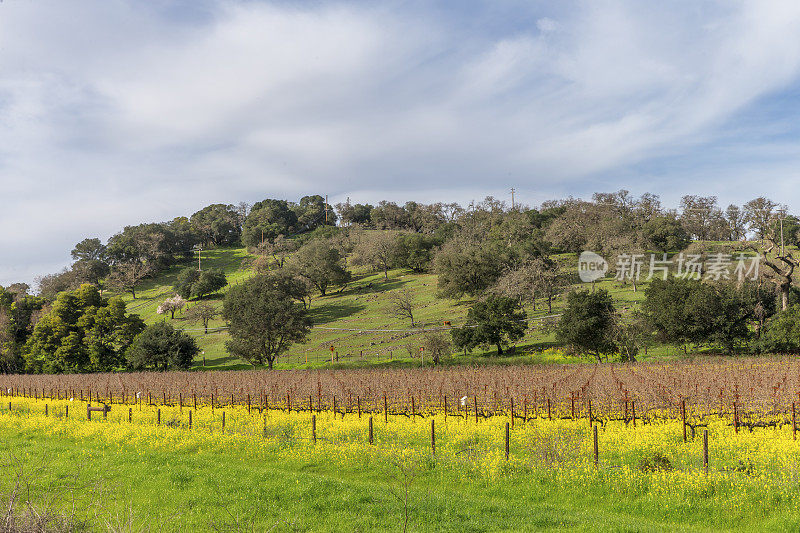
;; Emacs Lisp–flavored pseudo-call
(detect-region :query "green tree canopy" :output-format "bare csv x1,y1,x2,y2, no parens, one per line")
173,268,228,299
190,203,241,246
640,277,765,353
450,296,527,355
642,216,691,252
393,233,439,273
434,240,514,299
126,322,199,370
556,289,617,361
292,239,351,296
242,199,298,247
25,284,144,373
222,275,311,369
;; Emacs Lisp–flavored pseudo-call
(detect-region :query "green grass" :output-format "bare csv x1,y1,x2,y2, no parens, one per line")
115,245,732,371
4,423,799,532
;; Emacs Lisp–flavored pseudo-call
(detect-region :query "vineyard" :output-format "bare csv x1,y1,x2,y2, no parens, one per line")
4,359,800,423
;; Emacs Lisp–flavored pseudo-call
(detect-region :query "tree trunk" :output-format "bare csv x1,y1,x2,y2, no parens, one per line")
130,287,136,299
547,294,553,313
267,357,274,370
781,285,790,311
496,344,503,355
170,309,176,319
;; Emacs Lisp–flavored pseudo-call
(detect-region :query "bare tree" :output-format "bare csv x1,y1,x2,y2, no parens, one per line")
755,242,797,311
422,330,451,364
185,302,218,334
680,195,723,241
352,231,399,280
255,234,297,269
744,197,777,240
106,262,151,299
387,289,416,326
492,258,566,312
235,201,251,232
725,204,748,241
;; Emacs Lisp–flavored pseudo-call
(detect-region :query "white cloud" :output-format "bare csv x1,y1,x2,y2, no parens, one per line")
3,0,800,285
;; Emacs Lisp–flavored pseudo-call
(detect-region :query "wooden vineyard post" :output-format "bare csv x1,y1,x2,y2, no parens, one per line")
358,397,361,418
593,425,599,468
188,410,192,430
87,404,91,421
588,400,593,428
45,404,48,417
793,403,797,441
157,409,161,425
510,398,515,428
505,422,510,461
734,402,739,434
547,398,551,421
631,401,636,428
312,415,317,444
474,396,479,424
523,398,528,424
193,393,197,410
333,396,337,419
128,408,132,423
431,419,436,457
444,396,448,423
411,397,415,421
65,406,68,419
384,393,388,424
681,399,687,443
179,394,182,411
247,394,251,414
703,429,709,475
571,394,575,419
369,416,374,445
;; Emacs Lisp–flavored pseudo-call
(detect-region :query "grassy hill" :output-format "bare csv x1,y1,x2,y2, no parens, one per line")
115,245,703,371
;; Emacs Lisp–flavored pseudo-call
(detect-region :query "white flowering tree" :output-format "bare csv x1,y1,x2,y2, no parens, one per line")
156,295,187,319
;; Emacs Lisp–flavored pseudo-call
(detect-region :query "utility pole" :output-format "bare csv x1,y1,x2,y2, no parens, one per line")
193,245,203,271
510,188,515,210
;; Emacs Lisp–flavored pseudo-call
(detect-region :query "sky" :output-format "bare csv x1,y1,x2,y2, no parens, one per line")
3,0,800,286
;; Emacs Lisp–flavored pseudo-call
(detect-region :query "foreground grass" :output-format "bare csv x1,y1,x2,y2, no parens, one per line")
3,398,800,531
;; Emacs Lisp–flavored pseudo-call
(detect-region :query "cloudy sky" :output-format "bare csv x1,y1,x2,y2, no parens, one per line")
3,0,800,285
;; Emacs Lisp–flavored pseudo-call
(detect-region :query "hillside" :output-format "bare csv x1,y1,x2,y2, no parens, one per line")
116,245,668,371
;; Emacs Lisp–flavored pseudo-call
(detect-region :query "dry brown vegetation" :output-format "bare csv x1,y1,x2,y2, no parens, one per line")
3,358,800,420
